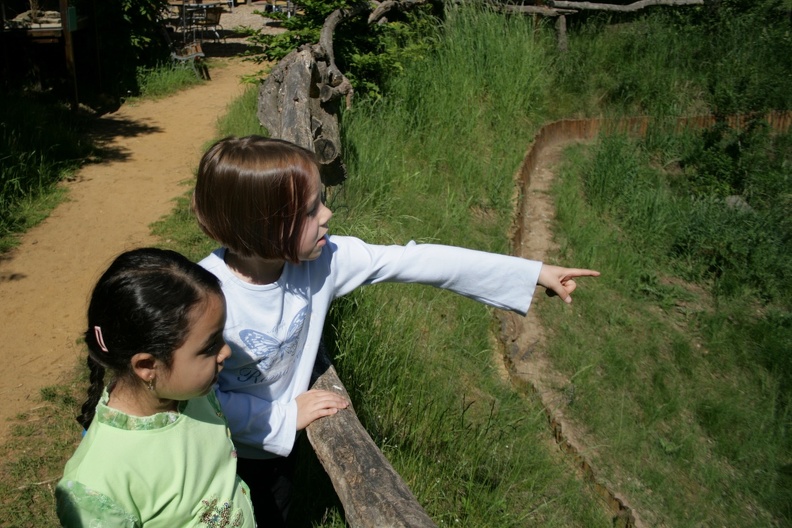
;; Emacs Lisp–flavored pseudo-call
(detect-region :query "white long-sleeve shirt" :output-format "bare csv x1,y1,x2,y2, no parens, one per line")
199,235,542,458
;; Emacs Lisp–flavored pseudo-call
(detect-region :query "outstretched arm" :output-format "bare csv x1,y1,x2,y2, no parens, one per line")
538,264,600,304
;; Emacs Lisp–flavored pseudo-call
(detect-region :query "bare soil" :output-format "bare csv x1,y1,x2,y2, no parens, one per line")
0,3,281,440
0,6,644,524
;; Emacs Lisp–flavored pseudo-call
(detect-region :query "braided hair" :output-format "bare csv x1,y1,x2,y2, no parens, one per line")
77,248,222,429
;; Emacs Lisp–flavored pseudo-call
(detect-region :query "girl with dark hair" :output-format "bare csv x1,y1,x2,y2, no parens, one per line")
56,248,255,527
193,135,600,526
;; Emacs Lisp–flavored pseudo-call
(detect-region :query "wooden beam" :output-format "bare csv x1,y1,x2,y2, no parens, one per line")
496,4,578,16
59,0,78,108
307,349,437,528
550,0,704,12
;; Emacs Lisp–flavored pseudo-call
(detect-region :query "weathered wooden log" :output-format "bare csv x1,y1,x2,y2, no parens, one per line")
557,14,568,52
550,0,704,12
320,3,368,73
307,349,437,528
257,42,350,186
258,0,432,187
368,0,427,24
257,47,318,150
496,4,578,16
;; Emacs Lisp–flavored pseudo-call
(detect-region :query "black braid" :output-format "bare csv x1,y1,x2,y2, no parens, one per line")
76,355,106,429
76,248,222,431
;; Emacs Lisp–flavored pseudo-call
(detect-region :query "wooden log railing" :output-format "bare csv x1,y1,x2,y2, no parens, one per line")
306,348,437,528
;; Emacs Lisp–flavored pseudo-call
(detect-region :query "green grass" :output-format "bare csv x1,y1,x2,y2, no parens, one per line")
216,83,268,139
4,1,792,526
0,93,91,252
0,368,85,528
552,5,792,117
128,61,208,102
542,126,792,525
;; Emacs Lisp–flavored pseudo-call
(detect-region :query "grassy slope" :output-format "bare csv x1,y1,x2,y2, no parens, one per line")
2,2,791,527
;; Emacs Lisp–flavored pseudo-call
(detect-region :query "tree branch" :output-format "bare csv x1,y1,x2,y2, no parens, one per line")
550,0,704,12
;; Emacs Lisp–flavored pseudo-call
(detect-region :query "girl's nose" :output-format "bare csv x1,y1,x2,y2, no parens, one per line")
320,203,332,225
218,343,232,365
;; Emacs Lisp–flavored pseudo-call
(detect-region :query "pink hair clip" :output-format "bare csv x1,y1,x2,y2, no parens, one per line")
94,326,109,353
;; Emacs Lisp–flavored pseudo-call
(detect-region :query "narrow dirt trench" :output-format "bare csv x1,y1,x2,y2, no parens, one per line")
0,57,260,441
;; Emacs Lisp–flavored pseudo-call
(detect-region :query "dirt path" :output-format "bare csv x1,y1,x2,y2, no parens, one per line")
0,56,261,441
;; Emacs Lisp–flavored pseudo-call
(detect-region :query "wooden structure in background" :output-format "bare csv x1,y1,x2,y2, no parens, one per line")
495,0,705,51
1,0,91,107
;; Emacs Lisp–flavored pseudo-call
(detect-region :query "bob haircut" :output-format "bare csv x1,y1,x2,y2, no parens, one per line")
193,136,320,262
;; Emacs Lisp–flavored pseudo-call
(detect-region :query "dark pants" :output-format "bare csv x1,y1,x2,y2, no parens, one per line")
236,452,298,527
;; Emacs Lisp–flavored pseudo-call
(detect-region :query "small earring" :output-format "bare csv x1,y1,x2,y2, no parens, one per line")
147,377,155,391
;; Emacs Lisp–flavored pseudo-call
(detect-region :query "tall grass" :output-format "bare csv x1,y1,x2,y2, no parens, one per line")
0,94,91,252
339,4,554,250
322,5,610,526
544,124,792,525
552,4,792,117
215,83,267,138
132,62,206,100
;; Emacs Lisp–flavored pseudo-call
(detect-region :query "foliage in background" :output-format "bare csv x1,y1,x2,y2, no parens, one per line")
0,93,92,252
248,0,441,98
249,0,347,60
73,0,172,98
552,0,792,117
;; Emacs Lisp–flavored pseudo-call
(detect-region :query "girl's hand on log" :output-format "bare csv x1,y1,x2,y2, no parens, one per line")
538,264,600,304
296,389,349,430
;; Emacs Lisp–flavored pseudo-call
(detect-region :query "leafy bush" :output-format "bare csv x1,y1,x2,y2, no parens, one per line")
85,0,172,96
248,0,440,98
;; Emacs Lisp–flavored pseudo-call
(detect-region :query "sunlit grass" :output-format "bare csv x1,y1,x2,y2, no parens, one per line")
544,129,791,525
132,61,207,101
4,1,792,526
0,368,85,528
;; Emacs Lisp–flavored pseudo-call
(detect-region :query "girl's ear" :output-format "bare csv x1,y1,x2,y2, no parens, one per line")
130,353,158,385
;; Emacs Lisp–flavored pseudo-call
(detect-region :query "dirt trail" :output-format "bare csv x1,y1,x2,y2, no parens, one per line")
0,57,261,441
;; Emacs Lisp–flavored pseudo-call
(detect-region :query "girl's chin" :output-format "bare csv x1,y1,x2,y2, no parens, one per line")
300,246,324,262
200,380,218,396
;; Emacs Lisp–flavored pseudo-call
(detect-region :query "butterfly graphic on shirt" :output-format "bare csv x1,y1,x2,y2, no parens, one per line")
236,306,309,384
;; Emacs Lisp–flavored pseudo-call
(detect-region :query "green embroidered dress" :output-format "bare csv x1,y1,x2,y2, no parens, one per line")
56,389,255,527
